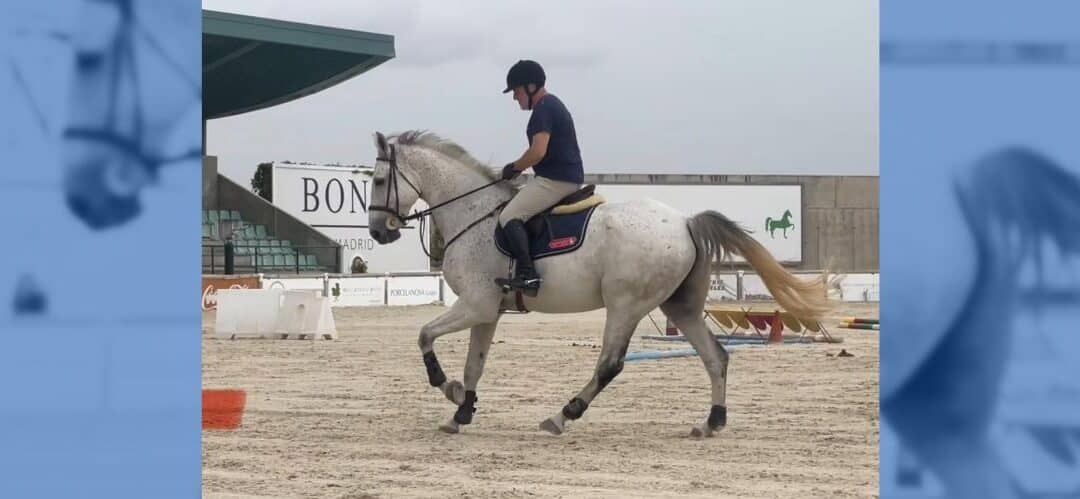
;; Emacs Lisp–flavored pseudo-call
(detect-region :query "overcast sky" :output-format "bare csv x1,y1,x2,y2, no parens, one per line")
204,0,878,184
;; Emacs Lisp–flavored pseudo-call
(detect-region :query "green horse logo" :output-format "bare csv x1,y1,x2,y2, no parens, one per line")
766,209,795,239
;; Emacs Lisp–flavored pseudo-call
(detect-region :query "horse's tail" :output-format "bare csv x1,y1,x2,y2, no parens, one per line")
688,211,830,322
958,147,1080,255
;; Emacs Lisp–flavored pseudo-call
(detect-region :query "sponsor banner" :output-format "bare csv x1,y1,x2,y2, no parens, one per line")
386,276,441,306
708,274,739,301
707,272,879,303
837,273,879,302
202,275,261,311
328,277,387,307
234,274,457,308
742,274,774,300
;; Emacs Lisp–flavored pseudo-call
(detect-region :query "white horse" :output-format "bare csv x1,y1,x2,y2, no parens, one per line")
367,131,829,437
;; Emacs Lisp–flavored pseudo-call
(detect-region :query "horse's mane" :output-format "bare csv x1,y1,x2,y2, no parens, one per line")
391,130,515,189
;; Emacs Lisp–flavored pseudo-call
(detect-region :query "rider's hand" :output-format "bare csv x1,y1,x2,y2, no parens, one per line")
501,163,521,181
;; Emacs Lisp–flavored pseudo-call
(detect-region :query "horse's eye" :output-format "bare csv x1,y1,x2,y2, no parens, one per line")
373,178,385,186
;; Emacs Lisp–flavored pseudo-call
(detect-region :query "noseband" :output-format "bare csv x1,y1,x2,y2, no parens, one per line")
368,143,508,261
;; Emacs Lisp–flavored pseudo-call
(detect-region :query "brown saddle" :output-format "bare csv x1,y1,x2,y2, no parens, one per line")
522,184,604,233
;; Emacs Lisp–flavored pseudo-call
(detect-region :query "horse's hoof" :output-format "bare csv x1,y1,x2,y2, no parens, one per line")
442,380,465,405
540,418,564,435
439,419,460,434
689,425,715,439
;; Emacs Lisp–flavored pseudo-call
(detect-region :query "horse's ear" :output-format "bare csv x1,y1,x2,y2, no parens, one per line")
374,132,390,158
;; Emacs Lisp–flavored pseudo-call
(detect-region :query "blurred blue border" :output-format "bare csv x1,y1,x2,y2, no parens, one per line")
1,1,201,497
882,1,1080,497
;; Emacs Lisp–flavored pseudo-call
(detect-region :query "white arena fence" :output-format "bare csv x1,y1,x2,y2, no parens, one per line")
202,270,877,310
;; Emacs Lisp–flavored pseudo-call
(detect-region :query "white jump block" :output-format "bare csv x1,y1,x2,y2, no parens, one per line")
214,289,282,339
277,290,337,340
214,289,337,340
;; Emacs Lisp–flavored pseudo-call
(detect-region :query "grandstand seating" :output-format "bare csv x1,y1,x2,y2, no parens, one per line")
202,209,326,274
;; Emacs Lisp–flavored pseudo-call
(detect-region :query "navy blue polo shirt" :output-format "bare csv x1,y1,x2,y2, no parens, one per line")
526,94,584,184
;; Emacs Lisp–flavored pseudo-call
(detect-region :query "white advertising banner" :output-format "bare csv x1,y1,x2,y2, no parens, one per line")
271,163,430,273
328,277,387,307
708,274,739,302
386,276,442,306
707,273,776,301
837,273,880,302
742,274,773,300
708,272,879,303
594,184,802,263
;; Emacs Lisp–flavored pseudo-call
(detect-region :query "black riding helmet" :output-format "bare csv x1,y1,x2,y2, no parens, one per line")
503,60,545,109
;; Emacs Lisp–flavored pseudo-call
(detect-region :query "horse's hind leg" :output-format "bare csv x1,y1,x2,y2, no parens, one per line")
662,302,729,438
659,245,729,438
540,309,638,435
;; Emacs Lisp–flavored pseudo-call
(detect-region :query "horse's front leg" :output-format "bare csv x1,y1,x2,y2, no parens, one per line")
439,321,499,434
418,299,495,407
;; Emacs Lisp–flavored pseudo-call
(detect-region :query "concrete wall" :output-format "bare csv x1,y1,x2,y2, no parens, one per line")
202,156,218,210
584,174,878,272
203,155,343,271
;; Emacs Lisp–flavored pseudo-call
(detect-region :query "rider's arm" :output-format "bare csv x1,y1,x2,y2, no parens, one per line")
511,132,550,171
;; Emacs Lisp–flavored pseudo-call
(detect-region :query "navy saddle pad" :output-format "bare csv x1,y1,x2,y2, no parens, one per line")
494,205,599,260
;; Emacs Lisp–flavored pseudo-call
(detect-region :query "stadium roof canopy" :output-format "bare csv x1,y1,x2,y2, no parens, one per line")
203,10,395,120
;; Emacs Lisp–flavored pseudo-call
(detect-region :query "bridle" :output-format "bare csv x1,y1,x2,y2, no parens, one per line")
369,143,507,261
61,0,202,178
368,144,424,227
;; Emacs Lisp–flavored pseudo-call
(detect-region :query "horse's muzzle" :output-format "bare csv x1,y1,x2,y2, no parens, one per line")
370,227,401,244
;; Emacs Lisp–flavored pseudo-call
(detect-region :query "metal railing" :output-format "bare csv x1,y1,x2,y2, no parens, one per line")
202,243,340,275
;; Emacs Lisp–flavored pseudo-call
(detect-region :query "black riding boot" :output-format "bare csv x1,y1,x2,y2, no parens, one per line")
502,219,542,296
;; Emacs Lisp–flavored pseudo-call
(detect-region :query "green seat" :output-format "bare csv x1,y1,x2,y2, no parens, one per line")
285,254,297,268
270,240,282,255
255,225,268,239
273,255,285,268
229,210,241,221
201,211,209,223
202,224,211,238
244,226,256,239
219,209,232,221
208,210,219,223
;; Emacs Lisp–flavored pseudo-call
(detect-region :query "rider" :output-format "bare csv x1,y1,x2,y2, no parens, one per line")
498,60,585,296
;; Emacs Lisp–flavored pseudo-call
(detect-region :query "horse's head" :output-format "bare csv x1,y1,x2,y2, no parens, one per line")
368,132,422,244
